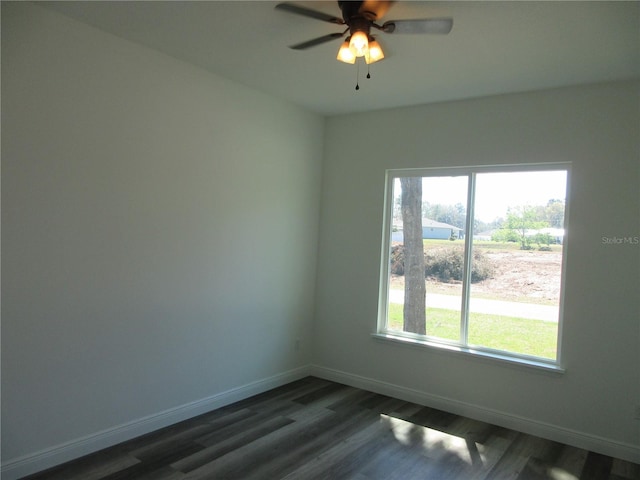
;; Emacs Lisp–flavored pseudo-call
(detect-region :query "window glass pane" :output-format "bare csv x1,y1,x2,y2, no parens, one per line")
468,171,567,359
387,176,468,343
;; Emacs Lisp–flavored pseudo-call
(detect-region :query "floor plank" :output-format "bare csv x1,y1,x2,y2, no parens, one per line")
172,415,296,473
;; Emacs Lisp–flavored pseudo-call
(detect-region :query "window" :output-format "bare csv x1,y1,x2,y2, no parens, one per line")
378,165,569,367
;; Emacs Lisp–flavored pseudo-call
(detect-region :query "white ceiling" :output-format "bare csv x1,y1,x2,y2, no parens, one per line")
41,1,640,116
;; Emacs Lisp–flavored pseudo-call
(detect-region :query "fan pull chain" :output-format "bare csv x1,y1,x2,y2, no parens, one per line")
367,63,371,79
355,60,360,90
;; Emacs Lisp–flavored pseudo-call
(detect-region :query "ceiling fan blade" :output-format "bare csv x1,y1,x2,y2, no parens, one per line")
382,18,453,34
359,0,395,21
275,3,344,24
289,32,345,50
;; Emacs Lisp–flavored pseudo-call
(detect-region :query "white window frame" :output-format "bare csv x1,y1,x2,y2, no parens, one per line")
374,163,570,372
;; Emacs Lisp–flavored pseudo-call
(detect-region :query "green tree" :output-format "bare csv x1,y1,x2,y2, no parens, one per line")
401,177,426,335
422,201,466,229
504,206,548,250
544,199,565,228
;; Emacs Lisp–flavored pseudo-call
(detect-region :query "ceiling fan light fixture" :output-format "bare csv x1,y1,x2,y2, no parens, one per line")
348,30,369,57
276,1,454,87
365,38,384,64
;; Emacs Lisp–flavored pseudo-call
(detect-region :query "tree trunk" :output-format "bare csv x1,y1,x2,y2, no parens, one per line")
400,177,426,335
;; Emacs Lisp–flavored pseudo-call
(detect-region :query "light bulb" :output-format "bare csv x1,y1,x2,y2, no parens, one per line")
349,31,369,58
366,39,384,64
336,39,356,64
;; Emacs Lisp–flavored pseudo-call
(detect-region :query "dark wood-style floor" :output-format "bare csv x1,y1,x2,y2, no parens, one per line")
22,377,639,480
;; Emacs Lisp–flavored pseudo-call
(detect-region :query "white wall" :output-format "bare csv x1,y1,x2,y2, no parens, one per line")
314,81,640,461
1,3,323,476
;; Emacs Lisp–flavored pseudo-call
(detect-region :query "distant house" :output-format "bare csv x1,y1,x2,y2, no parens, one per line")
422,218,463,240
392,218,463,242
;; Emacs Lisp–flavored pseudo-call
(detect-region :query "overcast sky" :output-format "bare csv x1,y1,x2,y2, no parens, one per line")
394,170,567,223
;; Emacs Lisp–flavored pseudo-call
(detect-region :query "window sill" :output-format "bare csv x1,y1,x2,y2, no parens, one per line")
371,332,565,375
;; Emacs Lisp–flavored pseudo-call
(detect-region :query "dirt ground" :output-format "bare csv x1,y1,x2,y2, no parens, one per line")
390,249,563,305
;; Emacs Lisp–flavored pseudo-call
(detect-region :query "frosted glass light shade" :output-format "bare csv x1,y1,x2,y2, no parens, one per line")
337,40,357,64
365,39,384,64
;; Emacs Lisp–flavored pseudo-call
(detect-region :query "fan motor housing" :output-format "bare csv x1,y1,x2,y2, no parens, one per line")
338,1,362,21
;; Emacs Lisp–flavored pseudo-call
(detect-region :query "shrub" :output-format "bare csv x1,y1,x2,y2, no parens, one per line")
425,247,493,283
491,229,519,243
469,249,494,282
425,247,463,281
532,233,553,250
390,245,404,275
389,245,493,283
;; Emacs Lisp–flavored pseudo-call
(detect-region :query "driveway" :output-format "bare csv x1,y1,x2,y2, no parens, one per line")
388,290,558,322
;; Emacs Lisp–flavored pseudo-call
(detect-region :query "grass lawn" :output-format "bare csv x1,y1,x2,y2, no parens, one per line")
387,303,557,360
422,238,563,252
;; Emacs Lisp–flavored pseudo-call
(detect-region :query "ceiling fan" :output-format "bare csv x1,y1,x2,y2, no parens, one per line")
275,1,453,68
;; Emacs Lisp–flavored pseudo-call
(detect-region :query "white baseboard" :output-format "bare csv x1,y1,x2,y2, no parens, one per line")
309,364,640,465
1,365,312,480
